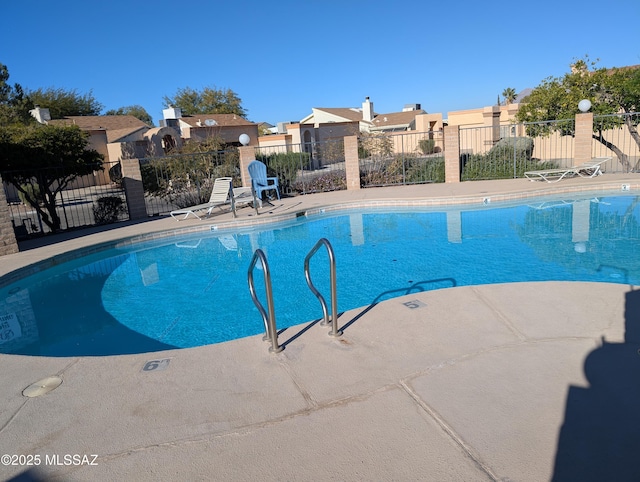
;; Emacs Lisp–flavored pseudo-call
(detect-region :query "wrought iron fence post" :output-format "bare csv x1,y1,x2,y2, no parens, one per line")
513,134,517,179
401,134,406,184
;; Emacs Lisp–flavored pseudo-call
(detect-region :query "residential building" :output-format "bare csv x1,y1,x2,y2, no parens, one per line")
262,97,428,153
31,107,182,164
160,107,259,147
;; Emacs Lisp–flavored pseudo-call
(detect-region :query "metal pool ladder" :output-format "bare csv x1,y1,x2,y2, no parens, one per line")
248,249,283,353
304,238,342,338
247,238,342,353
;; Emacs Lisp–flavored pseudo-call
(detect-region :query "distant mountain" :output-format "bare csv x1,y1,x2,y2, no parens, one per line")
515,88,533,103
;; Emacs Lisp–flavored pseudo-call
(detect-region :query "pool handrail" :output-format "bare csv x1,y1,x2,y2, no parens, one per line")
304,238,343,338
248,249,282,353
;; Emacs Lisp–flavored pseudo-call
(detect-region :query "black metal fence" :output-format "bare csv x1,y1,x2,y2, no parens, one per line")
460,114,640,180
593,112,640,173
5,113,640,239
139,149,241,216
458,124,549,181
2,161,128,240
359,131,445,187
255,139,347,194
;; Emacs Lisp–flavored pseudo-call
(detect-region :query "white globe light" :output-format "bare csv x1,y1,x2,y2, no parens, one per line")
239,134,250,146
578,99,592,113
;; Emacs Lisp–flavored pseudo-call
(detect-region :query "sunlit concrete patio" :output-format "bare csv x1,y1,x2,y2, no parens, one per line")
1,174,640,481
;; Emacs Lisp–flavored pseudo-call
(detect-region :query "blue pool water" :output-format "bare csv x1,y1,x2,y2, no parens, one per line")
1,193,640,357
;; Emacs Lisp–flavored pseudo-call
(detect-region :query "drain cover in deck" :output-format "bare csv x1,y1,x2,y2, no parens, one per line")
22,376,63,398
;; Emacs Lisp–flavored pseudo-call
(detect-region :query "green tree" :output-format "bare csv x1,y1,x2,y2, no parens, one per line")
516,57,640,170
502,87,517,105
27,87,103,119
258,123,272,136
0,62,34,126
0,63,11,101
163,86,247,117
105,104,153,126
0,124,103,232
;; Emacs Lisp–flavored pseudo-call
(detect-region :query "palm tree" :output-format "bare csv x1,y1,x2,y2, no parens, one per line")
502,87,517,105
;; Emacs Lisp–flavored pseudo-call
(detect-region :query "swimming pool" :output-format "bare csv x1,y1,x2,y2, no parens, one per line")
1,193,639,356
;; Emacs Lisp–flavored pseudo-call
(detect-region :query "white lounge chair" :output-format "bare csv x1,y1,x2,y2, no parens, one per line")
232,186,254,209
170,177,239,220
524,157,611,183
218,234,238,251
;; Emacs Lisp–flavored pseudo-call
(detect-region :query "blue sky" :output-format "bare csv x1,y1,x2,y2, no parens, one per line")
2,0,639,126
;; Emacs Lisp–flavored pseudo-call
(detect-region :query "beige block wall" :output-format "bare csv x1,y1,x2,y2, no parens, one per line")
86,130,110,160
447,104,519,129
258,123,359,153
316,122,359,143
415,113,444,132
257,135,300,156
447,108,484,127
284,124,304,145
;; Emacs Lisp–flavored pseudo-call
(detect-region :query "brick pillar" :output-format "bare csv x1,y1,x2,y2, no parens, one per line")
344,136,361,190
574,112,593,165
444,125,461,183
121,159,148,220
238,146,256,188
0,175,19,255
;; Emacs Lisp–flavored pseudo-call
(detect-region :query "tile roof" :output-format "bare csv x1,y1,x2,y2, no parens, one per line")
310,107,425,128
371,110,426,128
314,108,368,122
48,115,150,142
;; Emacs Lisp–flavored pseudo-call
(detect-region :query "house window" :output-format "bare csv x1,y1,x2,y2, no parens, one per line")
500,125,516,139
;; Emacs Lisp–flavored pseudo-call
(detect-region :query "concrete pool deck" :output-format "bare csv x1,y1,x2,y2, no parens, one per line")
1,175,640,481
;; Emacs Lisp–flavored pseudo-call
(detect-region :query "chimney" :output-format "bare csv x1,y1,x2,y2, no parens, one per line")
29,106,51,124
362,97,374,122
160,106,183,131
162,106,182,120
402,104,421,112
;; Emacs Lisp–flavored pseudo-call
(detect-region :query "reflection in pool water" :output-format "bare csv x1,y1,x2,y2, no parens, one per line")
1,194,639,356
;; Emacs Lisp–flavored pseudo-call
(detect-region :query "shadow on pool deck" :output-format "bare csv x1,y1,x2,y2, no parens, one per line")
551,287,640,481
2,175,640,481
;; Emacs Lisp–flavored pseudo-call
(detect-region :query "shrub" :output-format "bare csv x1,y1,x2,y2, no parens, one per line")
361,155,445,186
359,132,394,160
292,170,347,193
461,136,554,180
93,196,126,224
406,157,445,183
488,136,534,160
418,138,437,155
360,157,403,186
138,151,242,210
